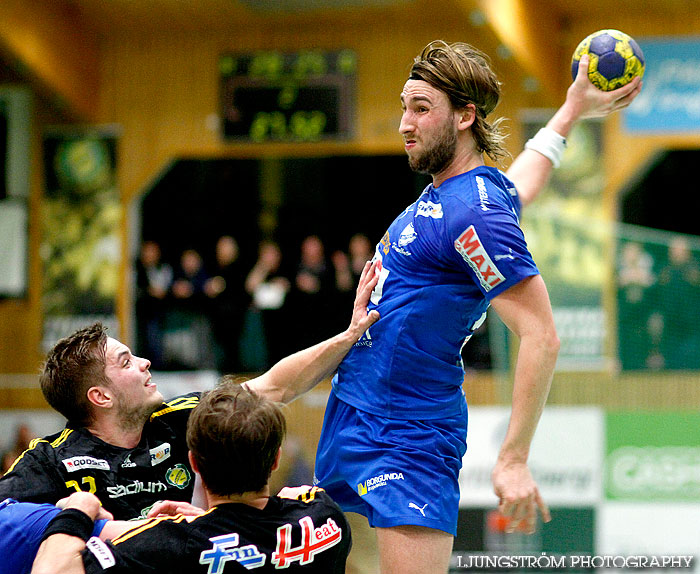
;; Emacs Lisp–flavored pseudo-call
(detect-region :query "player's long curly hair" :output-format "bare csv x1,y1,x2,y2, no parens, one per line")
187,379,286,496
409,40,509,163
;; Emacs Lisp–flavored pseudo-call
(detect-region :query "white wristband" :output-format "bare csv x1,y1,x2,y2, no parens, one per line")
524,127,567,168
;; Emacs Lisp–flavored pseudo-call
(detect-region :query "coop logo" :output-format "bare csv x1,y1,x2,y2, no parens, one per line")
607,446,700,499
199,533,266,572
416,200,443,219
62,456,110,473
165,464,192,490
107,480,167,499
357,472,405,496
454,225,505,292
476,176,489,211
149,442,171,466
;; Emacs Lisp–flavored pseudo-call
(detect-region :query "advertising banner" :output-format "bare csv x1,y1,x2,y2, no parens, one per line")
520,114,610,371
41,128,121,348
625,39,700,133
605,412,700,502
459,406,604,507
598,502,700,559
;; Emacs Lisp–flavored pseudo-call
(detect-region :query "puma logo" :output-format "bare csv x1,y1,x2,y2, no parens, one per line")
408,502,428,517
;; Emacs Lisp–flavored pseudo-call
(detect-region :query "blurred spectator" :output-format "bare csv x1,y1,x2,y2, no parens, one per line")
331,233,376,334
163,249,215,370
332,249,354,294
205,236,250,374
172,249,210,311
295,235,331,296
245,241,290,368
1,424,34,476
658,236,700,369
618,241,655,304
135,240,173,369
348,233,374,281
287,235,335,351
617,241,658,370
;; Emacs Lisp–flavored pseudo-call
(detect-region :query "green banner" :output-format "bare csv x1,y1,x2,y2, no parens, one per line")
41,128,121,349
605,412,700,501
521,114,609,371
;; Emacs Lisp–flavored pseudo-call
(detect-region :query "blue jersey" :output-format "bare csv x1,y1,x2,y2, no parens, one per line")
0,498,107,574
333,166,539,419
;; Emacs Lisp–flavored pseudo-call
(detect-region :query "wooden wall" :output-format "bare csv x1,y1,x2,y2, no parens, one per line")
1,0,699,407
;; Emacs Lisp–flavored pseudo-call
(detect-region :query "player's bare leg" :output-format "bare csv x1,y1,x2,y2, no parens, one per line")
376,524,453,574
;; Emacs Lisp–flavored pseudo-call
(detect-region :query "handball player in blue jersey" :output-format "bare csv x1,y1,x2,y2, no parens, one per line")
250,40,641,573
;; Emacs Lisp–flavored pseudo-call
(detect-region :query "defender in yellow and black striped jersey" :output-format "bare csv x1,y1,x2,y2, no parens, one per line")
0,393,199,520
80,487,350,573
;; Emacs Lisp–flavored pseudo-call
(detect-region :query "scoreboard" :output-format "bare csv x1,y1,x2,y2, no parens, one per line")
220,50,356,142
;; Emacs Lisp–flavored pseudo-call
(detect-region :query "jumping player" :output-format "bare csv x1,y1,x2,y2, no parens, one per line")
0,262,379,520
249,41,642,573
31,383,351,573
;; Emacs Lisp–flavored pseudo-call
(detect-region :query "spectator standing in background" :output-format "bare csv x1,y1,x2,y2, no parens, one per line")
167,248,215,369
617,241,658,370
287,235,335,351
245,240,291,367
134,240,172,369
658,236,700,369
348,233,374,283
1,424,34,477
331,233,375,335
205,235,251,374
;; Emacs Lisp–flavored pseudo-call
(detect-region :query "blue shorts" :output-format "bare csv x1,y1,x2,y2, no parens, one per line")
314,392,468,536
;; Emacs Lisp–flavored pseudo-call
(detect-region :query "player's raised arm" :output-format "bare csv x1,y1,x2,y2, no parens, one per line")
246,261,380,403
508,53,642,207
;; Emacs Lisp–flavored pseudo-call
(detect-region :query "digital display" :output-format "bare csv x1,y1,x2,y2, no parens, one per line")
220,50,356,142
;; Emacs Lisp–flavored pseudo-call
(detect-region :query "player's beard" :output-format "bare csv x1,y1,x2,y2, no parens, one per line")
407,121,458,176
113,390,162,432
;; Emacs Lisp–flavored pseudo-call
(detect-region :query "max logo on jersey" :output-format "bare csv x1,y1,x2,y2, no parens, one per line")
454,225,505,292
62,456,110,473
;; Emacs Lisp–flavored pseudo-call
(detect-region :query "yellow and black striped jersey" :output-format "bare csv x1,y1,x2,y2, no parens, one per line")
0,392,200,520
81,489,350,573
